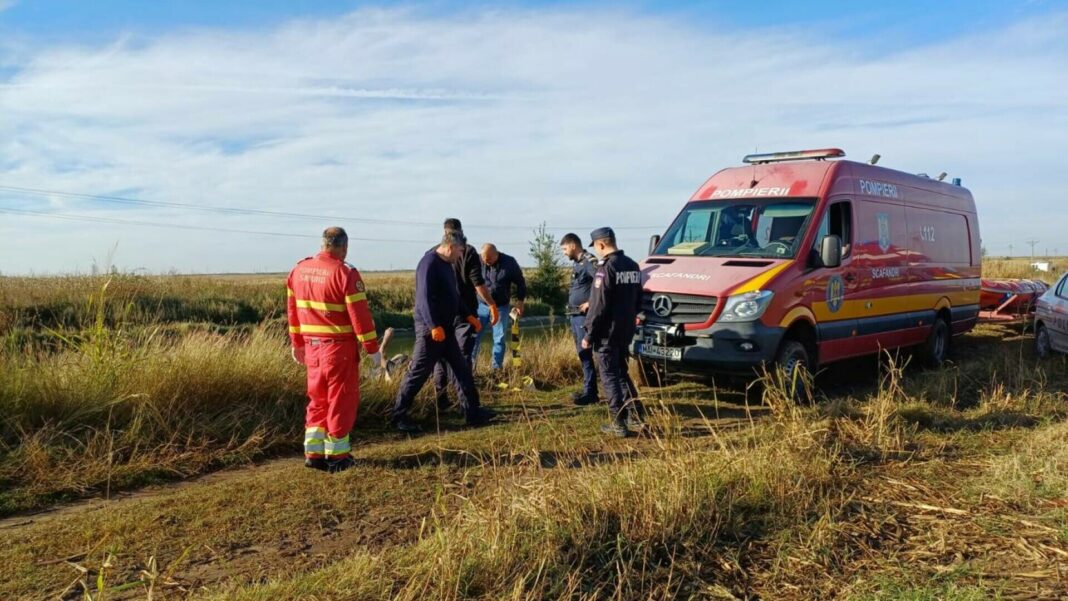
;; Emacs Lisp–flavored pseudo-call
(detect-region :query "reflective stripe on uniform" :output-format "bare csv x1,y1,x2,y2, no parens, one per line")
304,427,326,456
287,287,295,297
345,292,367,303
356,330,377,343
288,326,301,334
295,299,346,312
324,434,351,457
298,324,354,334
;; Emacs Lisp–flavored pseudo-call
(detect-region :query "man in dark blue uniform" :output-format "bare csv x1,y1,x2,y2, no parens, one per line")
433,218,496,411
582,227,644,437
392,231,495,432
560,232,600,406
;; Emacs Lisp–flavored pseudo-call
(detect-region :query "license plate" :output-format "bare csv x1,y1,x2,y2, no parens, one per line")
638,340,682,361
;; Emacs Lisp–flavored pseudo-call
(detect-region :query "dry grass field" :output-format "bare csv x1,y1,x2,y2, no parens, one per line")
0,259,1066,599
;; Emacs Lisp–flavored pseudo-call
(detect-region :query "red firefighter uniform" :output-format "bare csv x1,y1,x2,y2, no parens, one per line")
286,252,379,462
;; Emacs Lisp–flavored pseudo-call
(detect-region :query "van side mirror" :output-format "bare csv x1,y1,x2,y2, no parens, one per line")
820,235,842,268
648,234,661,255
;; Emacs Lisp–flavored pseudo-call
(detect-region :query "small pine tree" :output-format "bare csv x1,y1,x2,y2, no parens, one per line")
528,222,566,313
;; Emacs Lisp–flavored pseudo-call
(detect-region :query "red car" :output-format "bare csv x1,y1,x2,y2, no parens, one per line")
636,148,981,390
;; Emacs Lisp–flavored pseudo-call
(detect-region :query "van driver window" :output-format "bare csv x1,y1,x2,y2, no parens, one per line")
815,201,853,259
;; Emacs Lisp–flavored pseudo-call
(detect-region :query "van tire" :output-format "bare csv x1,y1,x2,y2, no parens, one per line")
919,317,950,368
1035,323,1052,359
775,339,813,404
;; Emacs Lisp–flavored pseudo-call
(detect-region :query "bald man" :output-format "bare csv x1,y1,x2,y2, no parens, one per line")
474,244,527,370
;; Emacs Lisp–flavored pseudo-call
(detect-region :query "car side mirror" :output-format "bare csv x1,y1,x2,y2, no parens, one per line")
648,234,661,255
820,235,842,268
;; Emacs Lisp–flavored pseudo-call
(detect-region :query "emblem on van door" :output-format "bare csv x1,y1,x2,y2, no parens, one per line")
652,294,673,317
827,275,845,314
877,213,891,253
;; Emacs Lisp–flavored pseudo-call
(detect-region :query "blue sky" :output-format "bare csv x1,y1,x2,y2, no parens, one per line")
1,1,1066,273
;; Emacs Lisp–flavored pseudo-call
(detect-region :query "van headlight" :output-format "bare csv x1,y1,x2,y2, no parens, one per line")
718,290,774,323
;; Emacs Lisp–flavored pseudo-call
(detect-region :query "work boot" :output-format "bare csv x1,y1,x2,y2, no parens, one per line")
327,456,356,473
600,414,632,438
466,406,497,427
304,457,328,471
571,392,599,406
394,417,422,433
626,401,648,429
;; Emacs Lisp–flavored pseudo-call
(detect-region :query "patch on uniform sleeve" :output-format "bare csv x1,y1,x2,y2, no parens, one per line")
593,272,605,288
356,280,366,292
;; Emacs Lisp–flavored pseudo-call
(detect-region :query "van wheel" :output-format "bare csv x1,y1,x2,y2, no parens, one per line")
774,340,813,404
919,318,950,368
1035,323,1052,359
636,359,666,388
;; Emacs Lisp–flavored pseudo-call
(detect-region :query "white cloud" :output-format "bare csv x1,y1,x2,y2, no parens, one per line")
0,7,1066,274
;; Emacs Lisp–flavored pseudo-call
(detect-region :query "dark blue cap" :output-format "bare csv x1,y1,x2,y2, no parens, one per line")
588,227,615,247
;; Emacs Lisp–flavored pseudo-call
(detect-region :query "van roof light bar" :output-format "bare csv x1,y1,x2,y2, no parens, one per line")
742,148,846,164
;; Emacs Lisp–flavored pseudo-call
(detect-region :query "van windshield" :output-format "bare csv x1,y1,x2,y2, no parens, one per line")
653,198,817,258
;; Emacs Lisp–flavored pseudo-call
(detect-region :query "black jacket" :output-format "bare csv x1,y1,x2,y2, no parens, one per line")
454,244,485,317
567,251,598,314
583,250,642,348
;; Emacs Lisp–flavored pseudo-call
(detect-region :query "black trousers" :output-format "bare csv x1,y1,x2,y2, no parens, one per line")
594,343,639,418
393,324,480,421
433,318,479,407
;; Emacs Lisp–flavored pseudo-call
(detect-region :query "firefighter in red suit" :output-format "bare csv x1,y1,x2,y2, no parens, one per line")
286,227,382,473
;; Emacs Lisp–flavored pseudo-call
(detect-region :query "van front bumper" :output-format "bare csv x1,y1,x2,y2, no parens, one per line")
632,321,785,373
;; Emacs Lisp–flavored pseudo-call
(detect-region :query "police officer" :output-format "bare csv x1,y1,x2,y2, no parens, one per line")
582,227,644,437
560,232,600,406
392,231,495,432
433,218,497,411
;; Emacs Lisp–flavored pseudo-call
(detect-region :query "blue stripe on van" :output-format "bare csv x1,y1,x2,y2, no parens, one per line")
951,304,980,322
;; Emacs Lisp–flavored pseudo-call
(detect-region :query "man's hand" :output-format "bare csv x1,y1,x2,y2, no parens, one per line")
581,338,590,350
431,326,446,342
515,300,525,317
578,301,589,314
466,315,482,333
291,346,306,365
489,304,500,326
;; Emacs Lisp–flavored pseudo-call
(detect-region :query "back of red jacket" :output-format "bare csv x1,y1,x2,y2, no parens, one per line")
286,251,379,355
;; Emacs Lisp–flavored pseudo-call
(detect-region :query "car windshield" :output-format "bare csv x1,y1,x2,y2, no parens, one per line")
653,198,817,258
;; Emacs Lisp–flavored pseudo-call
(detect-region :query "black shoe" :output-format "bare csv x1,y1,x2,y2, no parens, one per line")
394,418,422,433
466,407,497,426
572,393,599,406
304,457,328,471
327,456,356,473
600,421,632,438
626,413,646,430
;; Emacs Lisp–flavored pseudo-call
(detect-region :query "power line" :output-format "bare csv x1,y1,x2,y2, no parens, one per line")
0,207,517,245
0,184,663,231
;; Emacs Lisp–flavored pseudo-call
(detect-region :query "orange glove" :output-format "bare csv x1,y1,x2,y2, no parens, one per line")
466,315,482,333
431,326,446,342
489,304,500,326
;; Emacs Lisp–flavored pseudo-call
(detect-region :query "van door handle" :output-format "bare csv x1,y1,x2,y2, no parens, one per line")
843,272,857,283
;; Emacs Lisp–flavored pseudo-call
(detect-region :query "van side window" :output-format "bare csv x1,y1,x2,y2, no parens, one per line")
813,200,853,261
1058,274,1068,299
829,201,853,257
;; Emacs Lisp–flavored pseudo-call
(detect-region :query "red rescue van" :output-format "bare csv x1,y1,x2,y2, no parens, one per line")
636,148,981,386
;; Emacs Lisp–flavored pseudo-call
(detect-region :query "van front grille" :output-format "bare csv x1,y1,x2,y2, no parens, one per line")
641,292,718,325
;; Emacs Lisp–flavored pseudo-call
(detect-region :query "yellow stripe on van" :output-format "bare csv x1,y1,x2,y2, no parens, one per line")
731,261,794,295
810,290,980,322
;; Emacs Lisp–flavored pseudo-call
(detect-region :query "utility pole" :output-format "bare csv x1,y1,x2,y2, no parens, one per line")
1026,239,1040,260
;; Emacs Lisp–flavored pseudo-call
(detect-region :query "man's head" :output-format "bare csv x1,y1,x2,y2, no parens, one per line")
443,218,462,232
322,226,349,260
560,233,583,261
588,227,617,259
437,230,466,264
480,243,499,266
